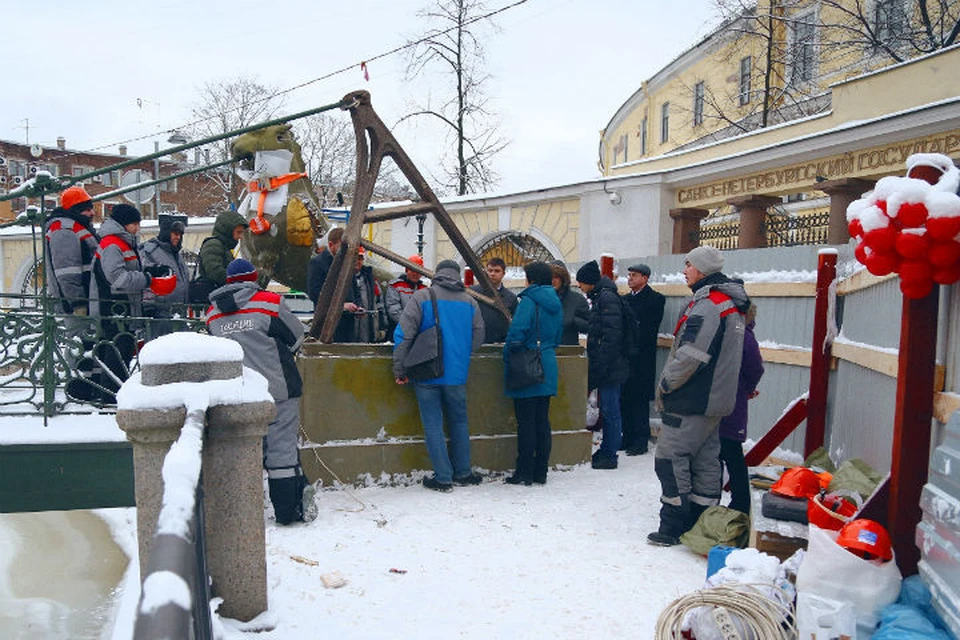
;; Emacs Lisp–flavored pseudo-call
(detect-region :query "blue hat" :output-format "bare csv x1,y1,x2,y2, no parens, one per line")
226,258,258,283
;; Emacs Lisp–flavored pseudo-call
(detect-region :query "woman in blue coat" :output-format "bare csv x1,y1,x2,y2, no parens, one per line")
503,261,564,485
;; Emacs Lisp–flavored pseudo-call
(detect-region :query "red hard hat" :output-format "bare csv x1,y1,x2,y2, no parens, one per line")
807,491,859,531
61,186,92,211
149,274,177,296
771,467,821,499
408,254,424,267
836,518,893,562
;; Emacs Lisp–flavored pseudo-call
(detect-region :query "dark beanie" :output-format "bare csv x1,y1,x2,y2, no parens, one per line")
170,221,186,235
111,204,142,227
575,260,601,285
226,258,258,283
436,259,460,274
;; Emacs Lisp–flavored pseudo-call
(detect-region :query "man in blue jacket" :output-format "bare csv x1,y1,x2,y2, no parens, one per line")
393,259,485,492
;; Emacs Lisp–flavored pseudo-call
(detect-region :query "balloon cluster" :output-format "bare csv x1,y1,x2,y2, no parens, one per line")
847,153,960,299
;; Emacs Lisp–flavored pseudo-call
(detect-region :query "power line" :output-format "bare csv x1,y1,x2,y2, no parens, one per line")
69,0,532,159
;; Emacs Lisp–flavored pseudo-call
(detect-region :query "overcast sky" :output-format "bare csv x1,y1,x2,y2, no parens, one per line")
5,0,720,195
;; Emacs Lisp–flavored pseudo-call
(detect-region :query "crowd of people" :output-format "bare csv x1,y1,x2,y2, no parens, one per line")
43,187,763,537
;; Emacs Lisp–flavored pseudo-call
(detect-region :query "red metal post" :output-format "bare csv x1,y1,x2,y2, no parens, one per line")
805,249,836,457
744,397,808,467
600,254,615,280
888,286,939,576
463,267,474,286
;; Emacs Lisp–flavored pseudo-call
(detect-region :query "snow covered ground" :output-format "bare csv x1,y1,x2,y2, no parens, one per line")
1,413,710,639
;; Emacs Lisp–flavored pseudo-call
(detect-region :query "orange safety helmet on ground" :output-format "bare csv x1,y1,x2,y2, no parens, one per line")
771,466,822,499
836,518,893,562
807,491,859,531
61,186,92,211
149,274,178,296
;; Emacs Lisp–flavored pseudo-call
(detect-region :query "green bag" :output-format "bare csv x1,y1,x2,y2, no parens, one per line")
680,506,751,556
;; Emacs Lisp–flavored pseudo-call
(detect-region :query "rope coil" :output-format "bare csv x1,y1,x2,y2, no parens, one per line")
654,583,797,639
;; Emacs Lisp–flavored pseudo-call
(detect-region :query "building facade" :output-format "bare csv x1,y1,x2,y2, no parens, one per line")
0,138,223,223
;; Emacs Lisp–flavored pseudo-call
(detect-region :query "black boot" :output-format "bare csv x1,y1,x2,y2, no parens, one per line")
268,468,307,525
647,497,689,546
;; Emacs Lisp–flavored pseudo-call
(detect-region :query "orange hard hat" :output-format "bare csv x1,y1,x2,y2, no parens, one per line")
149,274,177,297
836,518,893,562
61,186,92,211
771,466,821,499
807,491,858,531
408,254,424,266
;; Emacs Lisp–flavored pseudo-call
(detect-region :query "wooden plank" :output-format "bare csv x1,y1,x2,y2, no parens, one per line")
653,282,815,298
831,340,899,377
744,397,808,467
934,392,960,424
836,268,897,296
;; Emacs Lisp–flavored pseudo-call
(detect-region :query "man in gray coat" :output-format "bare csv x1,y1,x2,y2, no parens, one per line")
648,245,750,546
141,215,190,337
206,259,314,525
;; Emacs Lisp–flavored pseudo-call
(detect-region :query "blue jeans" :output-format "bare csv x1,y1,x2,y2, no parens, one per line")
413,383,472,484
598,384,622,459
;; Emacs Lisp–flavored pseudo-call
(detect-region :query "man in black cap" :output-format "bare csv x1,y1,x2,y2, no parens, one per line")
576,259,630,469
620,263,665,455
141,214,190,337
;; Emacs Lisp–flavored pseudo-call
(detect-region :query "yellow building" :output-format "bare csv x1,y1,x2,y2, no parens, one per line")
598,1,960,251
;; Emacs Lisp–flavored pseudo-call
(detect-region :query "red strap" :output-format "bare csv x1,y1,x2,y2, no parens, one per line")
672,291,740,335
96,235,136,262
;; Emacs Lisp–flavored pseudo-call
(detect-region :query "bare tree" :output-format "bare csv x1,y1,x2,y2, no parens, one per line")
401,0,508,196
681,0,958,147
186,76,285,206
295,113,355,206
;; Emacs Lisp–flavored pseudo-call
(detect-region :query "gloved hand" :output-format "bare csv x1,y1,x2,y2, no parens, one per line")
144,265,172,278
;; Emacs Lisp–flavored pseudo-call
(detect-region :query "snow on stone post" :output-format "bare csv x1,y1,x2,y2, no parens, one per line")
116,333,276,623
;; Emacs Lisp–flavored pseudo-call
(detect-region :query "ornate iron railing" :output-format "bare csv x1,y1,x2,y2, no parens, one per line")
698,210,832,249
0,292,206,417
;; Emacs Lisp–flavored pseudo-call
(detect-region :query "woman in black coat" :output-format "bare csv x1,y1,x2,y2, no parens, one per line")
550,262,589,346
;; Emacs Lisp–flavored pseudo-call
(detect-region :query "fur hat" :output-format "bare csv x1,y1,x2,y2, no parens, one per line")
170,221,186,235
575,260,601,285
111,204,142,227
226,258,258,283
685,245,724,276
436,259,460,274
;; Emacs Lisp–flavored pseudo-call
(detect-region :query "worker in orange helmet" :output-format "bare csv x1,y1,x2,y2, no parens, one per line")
385,254,428,338
45,186,99,315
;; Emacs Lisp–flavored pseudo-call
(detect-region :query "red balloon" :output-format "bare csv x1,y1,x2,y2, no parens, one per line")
854,243,869,265
863,226,897,252
865,250,899,276
928,240,960,267
896,201,929,228
848,218,863,239
895,232,930,259
900,277,934,299
899,259,933,283
933,263,960,285
925,216,960,241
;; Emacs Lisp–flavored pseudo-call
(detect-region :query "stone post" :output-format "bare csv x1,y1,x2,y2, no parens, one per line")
815,177,876,244
116,345,276,622
669,207,709,254
727,194,781,249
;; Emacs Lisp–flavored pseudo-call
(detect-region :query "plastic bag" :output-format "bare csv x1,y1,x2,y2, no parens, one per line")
796,592,857,640
585,389,600,428
796,524,902,632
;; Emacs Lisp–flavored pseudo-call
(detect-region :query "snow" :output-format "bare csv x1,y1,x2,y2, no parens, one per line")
139,333,242,365
2,404,720,639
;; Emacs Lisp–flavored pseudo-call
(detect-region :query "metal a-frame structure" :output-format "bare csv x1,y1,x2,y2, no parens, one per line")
309,90,510,342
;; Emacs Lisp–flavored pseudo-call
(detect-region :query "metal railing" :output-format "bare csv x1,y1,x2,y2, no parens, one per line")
0,291,206,417
697,210,831,249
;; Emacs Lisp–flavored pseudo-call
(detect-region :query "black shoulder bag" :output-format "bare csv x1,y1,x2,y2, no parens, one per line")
506,305,545,390
403,289,444,381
